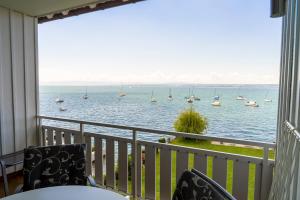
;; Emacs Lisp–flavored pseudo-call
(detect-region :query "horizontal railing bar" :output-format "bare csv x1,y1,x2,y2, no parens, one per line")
42,126,133,143
285,121,300,139
138,140,272,164
42,126,81,134
37,115,276,148
85,132,133,144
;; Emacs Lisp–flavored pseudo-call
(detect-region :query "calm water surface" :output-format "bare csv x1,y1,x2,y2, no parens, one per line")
40,85,278,143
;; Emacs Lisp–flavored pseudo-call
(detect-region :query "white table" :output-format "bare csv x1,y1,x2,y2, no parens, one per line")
2,186,127,200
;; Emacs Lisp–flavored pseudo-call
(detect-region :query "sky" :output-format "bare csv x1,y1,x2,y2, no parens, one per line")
38,0,282,85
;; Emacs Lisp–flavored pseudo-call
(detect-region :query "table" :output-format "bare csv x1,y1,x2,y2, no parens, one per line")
2,186,128,200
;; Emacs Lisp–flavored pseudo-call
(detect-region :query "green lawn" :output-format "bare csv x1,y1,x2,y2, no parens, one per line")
128,138,274,200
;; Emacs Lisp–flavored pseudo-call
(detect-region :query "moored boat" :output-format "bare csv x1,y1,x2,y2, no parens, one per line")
55,97,64,103
212,100,221,106
245,100,259,107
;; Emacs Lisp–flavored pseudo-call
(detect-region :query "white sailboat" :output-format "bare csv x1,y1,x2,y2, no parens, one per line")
211,100,221,106
151,91,157,103
236,95,246,100
55,97,64,103
186,88,193,103
119,87,126,97
236,88,246,100
187,97,193,103
245,100,259,107
211,89,221,106
59,106,67,111
83,88,88,99
191,89,200,101
264,91,272,102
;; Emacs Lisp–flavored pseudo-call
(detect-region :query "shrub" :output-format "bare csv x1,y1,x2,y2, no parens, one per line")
158,137,166,143
174,107,207,134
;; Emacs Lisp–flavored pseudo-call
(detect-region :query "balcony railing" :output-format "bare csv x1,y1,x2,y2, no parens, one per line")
37,115,275,200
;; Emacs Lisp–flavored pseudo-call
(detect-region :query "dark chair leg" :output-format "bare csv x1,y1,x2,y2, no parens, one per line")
0,160,9,196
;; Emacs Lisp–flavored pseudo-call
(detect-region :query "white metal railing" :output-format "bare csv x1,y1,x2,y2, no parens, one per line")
37,115,275,200
269,121,300,200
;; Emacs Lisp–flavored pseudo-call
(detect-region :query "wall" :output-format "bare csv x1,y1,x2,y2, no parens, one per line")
270,0,300,198
0,6,38,155
276,0,300,137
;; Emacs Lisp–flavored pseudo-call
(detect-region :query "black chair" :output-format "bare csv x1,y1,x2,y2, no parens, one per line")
173,169,236,200
20,144,96,192
0,150,24,196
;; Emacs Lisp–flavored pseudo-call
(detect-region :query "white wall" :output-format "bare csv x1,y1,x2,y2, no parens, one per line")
0,6,38,155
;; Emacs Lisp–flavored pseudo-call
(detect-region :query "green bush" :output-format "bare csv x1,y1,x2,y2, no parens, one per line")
158,137,166,143
174,107,207,134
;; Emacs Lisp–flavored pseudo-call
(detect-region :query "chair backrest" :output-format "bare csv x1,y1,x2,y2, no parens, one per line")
172,169,236,200
23,144,87,191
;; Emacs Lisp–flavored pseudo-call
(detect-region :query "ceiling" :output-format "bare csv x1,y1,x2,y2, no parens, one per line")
0,0,142,23
0,0,110,17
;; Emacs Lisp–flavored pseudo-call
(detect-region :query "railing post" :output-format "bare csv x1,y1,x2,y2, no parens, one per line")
132,130,137,199
37,117,42,146
261,146,272,200
80,123,85,143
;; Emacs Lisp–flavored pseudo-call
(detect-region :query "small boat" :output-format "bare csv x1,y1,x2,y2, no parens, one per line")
193,96,200,101
245,100,259,107
187,98,193,103
55,98,64,103
236,87,246,100
212,100,221,106
59,107,67,111
213,96,220,101
119,92,126,97
168,89,173,101
190,89,200,101
212,89,221,106
213,89,220,101
236,95,246,100
264,91,272,102
119,87,126,97
83,89,88,99
151,91,157,103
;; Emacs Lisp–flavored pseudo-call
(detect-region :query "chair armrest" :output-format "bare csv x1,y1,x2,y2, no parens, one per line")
15,184,23,193
87,175,97,187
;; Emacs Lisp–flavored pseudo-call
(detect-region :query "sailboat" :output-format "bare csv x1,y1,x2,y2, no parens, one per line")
236,88,246,100
187,98,193,103
59,106,67,111
168,88,173,101
83,88,88,99
236,96,245,100
191,89,200,101
55,97,64,103
245,100,259,107
211,100,221,106
264,91,272,102
151,91,157,103
212,89,221,106
186,88,193,103
119,87,126,97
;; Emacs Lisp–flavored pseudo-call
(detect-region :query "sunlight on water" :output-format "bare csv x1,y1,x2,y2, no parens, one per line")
40,85,278,143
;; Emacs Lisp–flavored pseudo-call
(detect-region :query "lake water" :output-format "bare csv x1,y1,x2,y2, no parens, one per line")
40,85,278,143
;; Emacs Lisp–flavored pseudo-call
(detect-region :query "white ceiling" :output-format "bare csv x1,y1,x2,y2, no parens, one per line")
0,0,108,17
